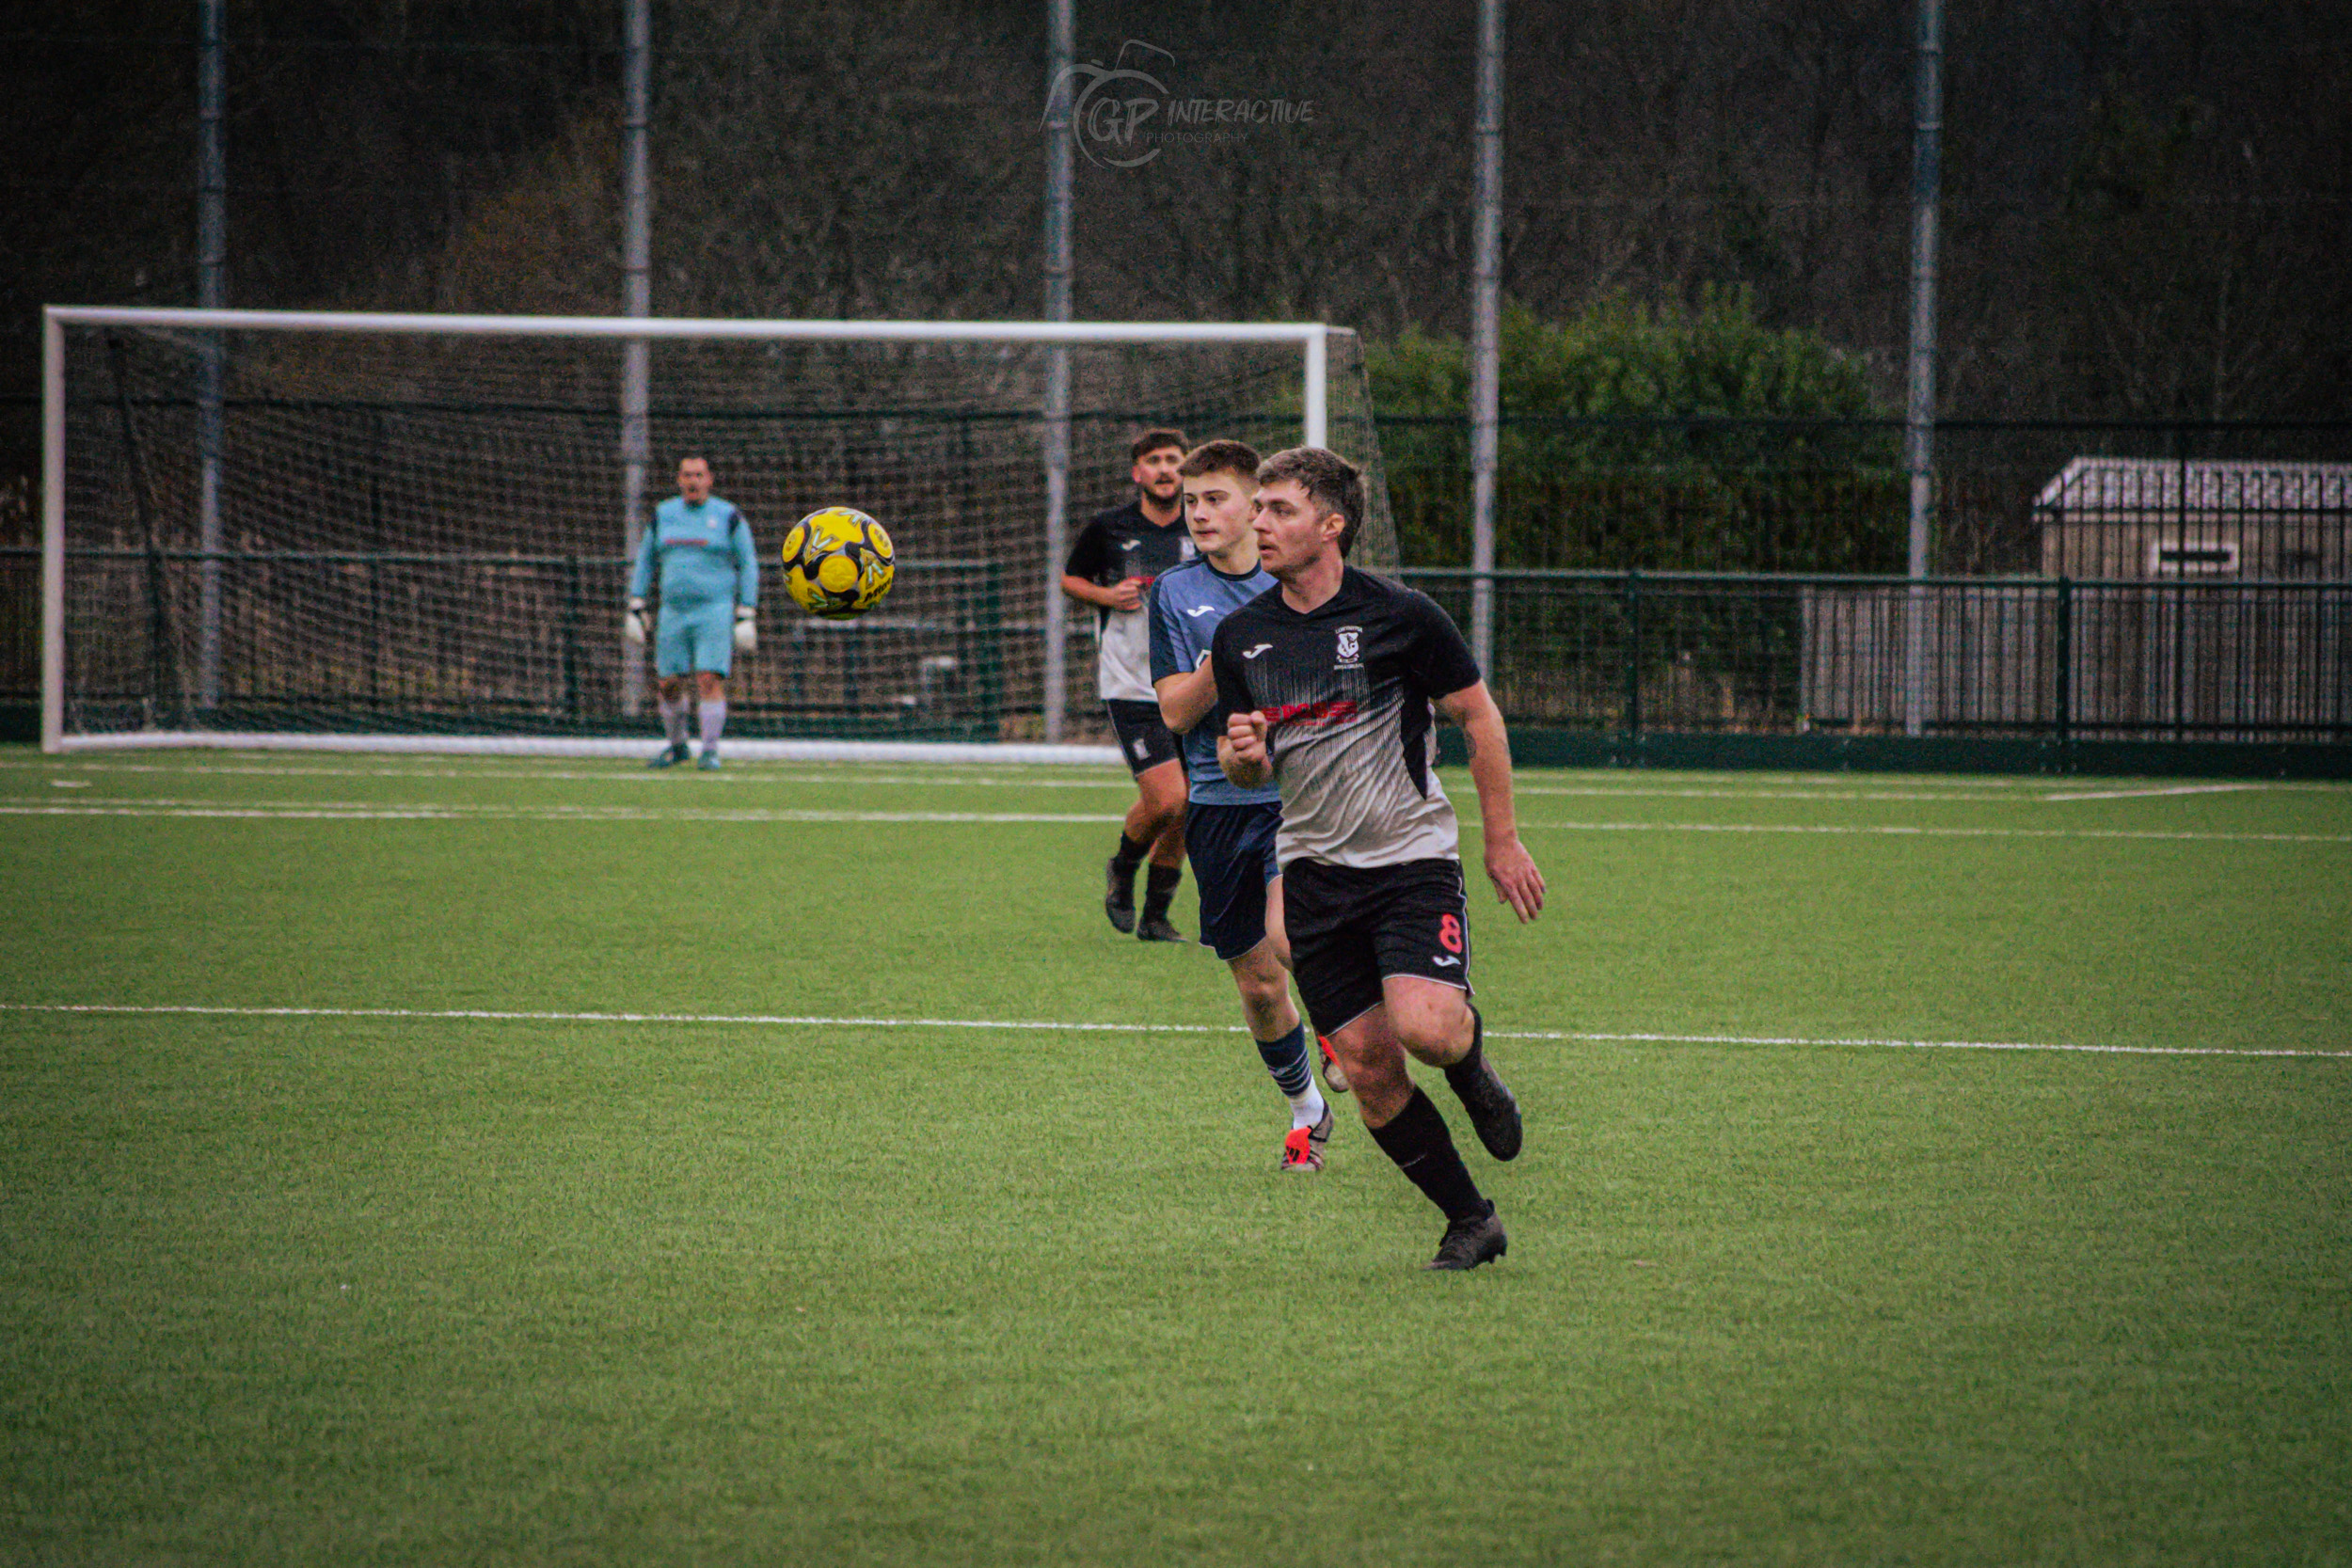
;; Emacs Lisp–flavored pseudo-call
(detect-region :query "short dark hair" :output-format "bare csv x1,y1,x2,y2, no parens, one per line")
1177,438,1263,483
1130,428,1189,465
1255,446,1365,555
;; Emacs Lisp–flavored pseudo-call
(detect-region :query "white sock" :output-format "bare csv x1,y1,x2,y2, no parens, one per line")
1288,1083,1327,1129
659,695,689,747
699,699,727,753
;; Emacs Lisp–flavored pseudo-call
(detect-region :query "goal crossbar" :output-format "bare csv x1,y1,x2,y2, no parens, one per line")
41,308,1343,755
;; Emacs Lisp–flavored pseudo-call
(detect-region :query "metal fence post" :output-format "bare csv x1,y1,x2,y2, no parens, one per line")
618,0,650,720
562,555,583,724
2053,575,2072,745
1622,569,1642,741
1467,0,1503,678
1041,0,1075,743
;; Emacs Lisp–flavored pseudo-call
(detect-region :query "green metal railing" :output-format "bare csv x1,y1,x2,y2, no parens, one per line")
11,547,1004,741
9,549,2345,763
1401,568,2351,746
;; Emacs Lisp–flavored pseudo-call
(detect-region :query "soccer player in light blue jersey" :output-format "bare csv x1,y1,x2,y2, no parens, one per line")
1149,439,1341,1172
625,455,759,769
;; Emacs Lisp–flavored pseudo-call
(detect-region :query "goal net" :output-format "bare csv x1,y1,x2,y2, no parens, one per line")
40,310,1395,754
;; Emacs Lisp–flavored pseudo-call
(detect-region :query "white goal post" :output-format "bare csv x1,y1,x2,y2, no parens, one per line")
41,307,1394,757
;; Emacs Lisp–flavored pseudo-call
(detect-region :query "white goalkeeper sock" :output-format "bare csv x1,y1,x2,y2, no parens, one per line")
699,699,727,754
658,695,689,748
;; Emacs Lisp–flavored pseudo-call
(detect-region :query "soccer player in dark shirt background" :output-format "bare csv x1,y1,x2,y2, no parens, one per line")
1214,447,1546,1270
1061,429,1197,942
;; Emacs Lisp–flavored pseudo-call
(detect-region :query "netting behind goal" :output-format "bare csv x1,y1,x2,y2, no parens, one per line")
53,317,1394,747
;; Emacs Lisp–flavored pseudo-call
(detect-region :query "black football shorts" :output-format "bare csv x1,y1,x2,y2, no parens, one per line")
1280,856,1472,1037
1104,698,1182,776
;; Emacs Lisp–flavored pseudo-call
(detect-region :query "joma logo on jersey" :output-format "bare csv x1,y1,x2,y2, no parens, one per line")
1335,626,1362,668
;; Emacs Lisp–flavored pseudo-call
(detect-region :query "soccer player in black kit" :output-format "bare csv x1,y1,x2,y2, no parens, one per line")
1062,429,1197,942
1213,447,1547,1271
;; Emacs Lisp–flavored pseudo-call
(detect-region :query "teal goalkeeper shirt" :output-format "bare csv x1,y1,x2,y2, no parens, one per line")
629,497,758,613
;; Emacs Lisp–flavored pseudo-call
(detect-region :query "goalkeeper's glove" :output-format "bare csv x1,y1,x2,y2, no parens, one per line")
623,597,649,646
733,604,757,653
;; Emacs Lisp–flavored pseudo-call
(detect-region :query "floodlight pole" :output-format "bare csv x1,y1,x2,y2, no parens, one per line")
619,0,651,718
1041,0,1075,743
1469,0,1504,677
196,0,225,709
1902,0,1943,737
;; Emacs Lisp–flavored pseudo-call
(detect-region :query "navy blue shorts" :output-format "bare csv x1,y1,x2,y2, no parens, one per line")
1185,800,1282,961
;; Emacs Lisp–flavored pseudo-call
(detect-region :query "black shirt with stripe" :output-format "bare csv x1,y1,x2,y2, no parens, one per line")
1210,567,1481,869
1064,499,1195,701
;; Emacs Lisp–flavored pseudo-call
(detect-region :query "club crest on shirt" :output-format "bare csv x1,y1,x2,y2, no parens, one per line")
1335,626,1362,668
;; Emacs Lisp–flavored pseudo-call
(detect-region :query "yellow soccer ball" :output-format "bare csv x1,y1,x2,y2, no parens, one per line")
781,507,895,619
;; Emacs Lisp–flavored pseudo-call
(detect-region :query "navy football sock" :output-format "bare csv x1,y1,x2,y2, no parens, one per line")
1254,1022,1327,1127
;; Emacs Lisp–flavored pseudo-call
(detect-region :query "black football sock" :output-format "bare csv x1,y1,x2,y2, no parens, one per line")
1366,1087,1488,1222
1141,863,1183,920
1111,832,1149,874
1442,1006,1486,1096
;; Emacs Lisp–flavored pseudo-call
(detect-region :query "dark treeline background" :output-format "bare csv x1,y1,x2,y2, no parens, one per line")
7,0,2347,539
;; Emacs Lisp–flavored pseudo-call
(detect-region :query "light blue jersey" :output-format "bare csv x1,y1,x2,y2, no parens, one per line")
1149,555,1279,806
629,496,758,613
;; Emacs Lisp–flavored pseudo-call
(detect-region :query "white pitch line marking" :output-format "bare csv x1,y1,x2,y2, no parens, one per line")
1516,785,2056,802
0,802,1124,824
1,761,1132,789
3,801,2344,841
2042,783,2267,802
1,1002,2344,1058
1517,819,2351,845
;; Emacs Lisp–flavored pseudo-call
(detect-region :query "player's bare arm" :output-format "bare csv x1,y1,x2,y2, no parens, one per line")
1154,663,1217,734
1435,681,1546,923
1061,572,1145,612
1218,708,1272,788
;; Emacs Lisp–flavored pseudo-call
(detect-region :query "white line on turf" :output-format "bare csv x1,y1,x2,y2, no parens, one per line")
1516,819,2351,845
2042,783,2267,801
2,1001,2343,1058
4,800,2344,840
0,802,1125,824
1517,785,2102,802
1,761,1133,788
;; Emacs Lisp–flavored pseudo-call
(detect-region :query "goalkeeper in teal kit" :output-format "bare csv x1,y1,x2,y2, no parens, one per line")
625,455,759,769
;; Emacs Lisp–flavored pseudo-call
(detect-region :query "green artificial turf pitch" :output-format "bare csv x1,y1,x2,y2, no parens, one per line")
0,750,2345,1564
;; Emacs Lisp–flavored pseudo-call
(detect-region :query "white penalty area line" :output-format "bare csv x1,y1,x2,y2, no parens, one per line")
2,800,2345,842
7,760,1132,790
1518,819,2352,845
2,1002,2343,1059
0,801,1124,824
2040,783,2268,801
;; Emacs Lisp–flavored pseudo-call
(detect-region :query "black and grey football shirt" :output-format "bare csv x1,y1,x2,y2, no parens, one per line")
1210,568,1482,869
1064,499,1195,701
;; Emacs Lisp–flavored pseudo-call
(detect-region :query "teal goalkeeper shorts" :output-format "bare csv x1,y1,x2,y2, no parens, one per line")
655,602,735,678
